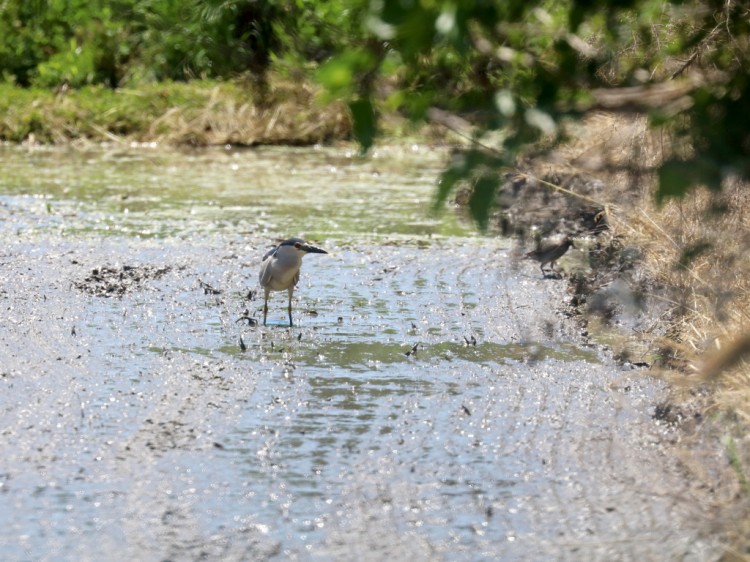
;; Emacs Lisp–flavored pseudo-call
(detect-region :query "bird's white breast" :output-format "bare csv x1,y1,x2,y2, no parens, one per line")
261,248,303,291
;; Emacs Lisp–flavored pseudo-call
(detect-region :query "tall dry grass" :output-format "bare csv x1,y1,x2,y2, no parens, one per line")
145,78,351,146
547,112,750,552
0,77,352,146
552,112,750,392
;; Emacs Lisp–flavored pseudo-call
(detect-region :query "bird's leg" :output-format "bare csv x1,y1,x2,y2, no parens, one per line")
263,289,269,326
287,287,294,327
550,261,561,279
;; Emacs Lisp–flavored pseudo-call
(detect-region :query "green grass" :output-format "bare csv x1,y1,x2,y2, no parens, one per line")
0,78,352,145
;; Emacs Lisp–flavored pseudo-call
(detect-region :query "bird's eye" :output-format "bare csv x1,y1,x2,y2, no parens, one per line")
294,243,302,249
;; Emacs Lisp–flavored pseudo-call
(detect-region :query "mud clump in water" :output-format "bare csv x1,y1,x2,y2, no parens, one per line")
76,264,171,296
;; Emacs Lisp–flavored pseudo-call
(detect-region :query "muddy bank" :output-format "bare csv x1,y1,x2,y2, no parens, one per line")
465,166,671,364
0,234,721,560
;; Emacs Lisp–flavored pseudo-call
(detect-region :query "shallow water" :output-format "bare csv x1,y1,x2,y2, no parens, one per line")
0,144,467,239
0,145,716,560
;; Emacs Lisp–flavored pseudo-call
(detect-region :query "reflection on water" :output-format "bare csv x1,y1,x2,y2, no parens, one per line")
288,340,599,371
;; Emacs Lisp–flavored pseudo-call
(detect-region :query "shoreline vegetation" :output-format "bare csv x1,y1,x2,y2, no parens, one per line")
0,78,353,146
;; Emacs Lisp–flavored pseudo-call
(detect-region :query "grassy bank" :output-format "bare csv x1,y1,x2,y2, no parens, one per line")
0,77,352,146
518,112,750,552
568,114,750,391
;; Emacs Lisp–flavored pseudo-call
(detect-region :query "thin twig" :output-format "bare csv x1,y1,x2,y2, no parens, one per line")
428,107,614,208
514,172,611,208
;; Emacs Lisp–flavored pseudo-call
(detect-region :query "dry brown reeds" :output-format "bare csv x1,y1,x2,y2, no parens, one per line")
548,112,750,389
145,79,351,146
538,111,750,551
0,76,352,146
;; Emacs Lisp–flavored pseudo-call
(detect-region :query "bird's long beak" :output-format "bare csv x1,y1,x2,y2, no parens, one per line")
302,243,328,254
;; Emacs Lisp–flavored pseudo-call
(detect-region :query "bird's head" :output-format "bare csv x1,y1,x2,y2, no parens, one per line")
278,238,328,257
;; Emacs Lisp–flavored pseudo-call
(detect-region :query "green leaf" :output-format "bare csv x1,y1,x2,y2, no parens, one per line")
469,174,500,231
348,97,376,153
433,150,486,212
434,161,466,212
316,49,376,98
677,240,712,270
657,158,721,203
657,160,694,202
568,4,585,31
380,0,436,57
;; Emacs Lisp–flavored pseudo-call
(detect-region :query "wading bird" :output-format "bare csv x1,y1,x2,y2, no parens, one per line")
524,238,575,277
259,238,327,326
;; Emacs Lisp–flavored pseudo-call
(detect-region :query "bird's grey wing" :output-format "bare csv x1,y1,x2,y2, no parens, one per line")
292,270,300,287
263,245,278,261
259,249,277,286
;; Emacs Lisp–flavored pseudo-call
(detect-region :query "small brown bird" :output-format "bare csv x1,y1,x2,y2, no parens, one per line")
524,238,575,277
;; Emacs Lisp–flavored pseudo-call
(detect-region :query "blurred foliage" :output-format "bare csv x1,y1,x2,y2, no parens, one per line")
0,0,364,87
317,0,750,226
